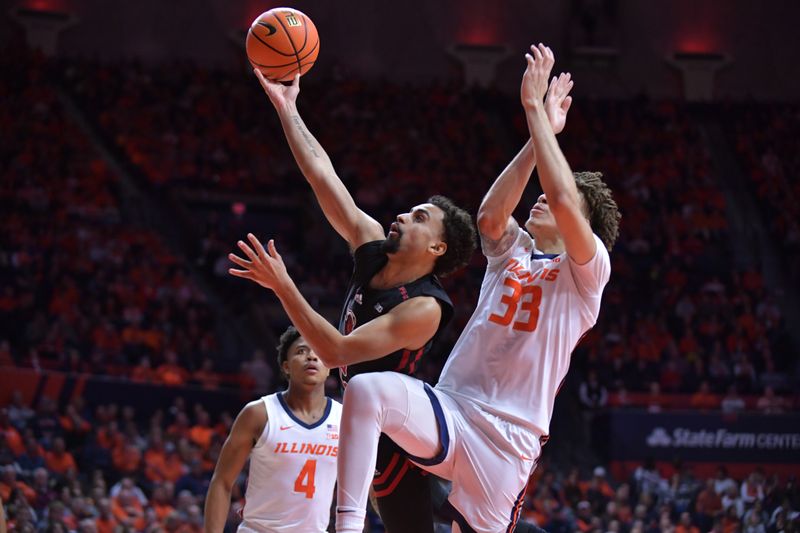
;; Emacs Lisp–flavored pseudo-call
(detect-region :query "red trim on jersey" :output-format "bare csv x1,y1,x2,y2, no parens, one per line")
407,348,424,374
395,350,412,372
373,453,401,486
506,484,528,532
373,459,410,498
398,286,409,300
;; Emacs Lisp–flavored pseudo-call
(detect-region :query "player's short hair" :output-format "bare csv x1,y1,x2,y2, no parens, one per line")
428,195,477,277
275,325,301,378
573,172,621,252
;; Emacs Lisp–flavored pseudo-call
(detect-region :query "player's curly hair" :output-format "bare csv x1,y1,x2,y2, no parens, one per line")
428,195,477,277
573,172,621,252
276,325,301,378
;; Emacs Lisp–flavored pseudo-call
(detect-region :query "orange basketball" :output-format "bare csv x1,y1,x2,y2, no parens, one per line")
246,7,319,82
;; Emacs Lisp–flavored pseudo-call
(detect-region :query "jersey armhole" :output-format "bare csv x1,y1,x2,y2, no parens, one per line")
252,396,271,449
486,229,532,270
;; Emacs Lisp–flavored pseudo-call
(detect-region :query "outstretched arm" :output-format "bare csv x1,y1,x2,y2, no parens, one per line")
477,72,573,256
255,71,384,250
229,234,441,368
204,402,264,533
522,44,595,264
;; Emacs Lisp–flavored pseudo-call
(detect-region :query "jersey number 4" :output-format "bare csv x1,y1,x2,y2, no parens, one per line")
294,459,317,499
488,278,542,332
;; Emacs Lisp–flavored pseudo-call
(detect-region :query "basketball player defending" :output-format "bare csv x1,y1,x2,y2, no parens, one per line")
230,69,476,531
204,326,341,532
332,44,622,533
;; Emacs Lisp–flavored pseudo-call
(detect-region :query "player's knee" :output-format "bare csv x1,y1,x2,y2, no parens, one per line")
344,373,383,407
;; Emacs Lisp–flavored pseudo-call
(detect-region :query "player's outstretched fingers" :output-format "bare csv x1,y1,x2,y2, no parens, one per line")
246,233,268,258
228,267,254,279
237,240,258,262
525,53,535,68
228,253,251,268
548,76,558,94
267,239,282,261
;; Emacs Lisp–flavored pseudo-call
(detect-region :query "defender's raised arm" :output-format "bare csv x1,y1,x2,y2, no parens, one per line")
255,70,384,250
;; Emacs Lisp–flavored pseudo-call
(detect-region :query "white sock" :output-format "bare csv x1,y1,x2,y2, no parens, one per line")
335,506,366,532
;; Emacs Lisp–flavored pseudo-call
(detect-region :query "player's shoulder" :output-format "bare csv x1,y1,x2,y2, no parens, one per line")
240,397,269,423
327,396,343,406
328,396,343,411
565,233,610,269
485,227,533,268
390,295,443,324
352,240,386,265
326,397,344,420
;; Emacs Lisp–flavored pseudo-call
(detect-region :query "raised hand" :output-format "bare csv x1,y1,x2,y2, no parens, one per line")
545,72,574,135
254,69,300,110
521,43,555,111
228,233,289,291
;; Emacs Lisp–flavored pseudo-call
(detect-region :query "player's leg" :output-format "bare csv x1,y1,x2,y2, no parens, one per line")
373,439,435,533
442,400,540,532
335,372,448,533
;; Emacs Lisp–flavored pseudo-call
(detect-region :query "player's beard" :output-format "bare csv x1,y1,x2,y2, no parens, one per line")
380,234,400,254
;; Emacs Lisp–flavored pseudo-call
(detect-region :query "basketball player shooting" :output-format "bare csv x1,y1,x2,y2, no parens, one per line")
227,69,476,532
331,44,621,533
204,326,342,533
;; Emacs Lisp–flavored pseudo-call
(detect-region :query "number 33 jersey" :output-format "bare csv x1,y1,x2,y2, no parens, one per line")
239,393,342,533
436,228,610,438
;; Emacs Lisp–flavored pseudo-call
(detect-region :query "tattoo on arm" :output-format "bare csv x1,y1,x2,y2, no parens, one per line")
480,219,520,257
291,115,320,158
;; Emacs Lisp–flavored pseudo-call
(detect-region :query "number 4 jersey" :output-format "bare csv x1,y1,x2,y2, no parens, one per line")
239,392,343,533
436,228,610,438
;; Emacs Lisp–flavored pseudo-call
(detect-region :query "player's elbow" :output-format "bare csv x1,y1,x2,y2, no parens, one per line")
476,210,505,239
317,352,342,369
209,472,234,494
316,342,347,369
548,191,582,217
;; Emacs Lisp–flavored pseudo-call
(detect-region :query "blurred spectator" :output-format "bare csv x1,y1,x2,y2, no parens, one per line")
741,471,765,506
676,511,700,533
156,351,190,387
7,392,34,430
44,438,77,478
579,370,608,410
721,385,746,414
690,381,719,411
756,386,785,414
714,466,738,496
696,478,723,529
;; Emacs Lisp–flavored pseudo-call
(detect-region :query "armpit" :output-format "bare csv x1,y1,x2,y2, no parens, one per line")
480,219,520,257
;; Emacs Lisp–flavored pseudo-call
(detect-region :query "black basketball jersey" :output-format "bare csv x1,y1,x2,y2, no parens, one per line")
337,240,453,384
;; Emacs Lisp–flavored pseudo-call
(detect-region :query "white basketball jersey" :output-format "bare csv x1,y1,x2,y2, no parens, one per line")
437,228,610,437
238,393,342,533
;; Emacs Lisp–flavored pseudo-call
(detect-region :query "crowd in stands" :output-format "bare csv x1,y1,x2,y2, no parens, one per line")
2,391,798,532
522,461,799,533
2,47,799,530
548,101,796,410
0,53,225,388
57,58,798,410
1,393,230,532
724,104,800,286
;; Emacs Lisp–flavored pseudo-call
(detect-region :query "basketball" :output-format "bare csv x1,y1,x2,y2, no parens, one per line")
246,8,319,82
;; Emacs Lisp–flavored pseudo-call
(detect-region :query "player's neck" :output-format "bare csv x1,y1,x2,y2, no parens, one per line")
532,232,565,255
283,384,327,421
372,256,432,289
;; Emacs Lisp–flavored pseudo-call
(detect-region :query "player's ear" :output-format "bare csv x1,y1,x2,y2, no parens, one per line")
430,241,447,257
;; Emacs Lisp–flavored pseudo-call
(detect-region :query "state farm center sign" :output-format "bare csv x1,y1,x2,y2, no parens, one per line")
609,412,800,463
